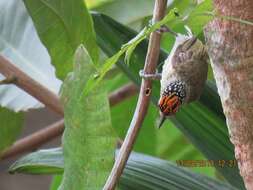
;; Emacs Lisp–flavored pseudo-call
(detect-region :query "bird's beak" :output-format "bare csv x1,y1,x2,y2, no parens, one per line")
157,113,166,129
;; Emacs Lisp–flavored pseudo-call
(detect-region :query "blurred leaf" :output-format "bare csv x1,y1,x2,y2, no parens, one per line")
0,0,61,111
186,0,214,34
10,148,238,190
0,108,23,156
59,46,116,190
50,175,63,190
91,13,245,189
23,0,99,80
112,95,157,155
119,151,238,190
199,81,224,118
9,148,63,174
86,0,114,9
91,0,156,29
156,120,216,177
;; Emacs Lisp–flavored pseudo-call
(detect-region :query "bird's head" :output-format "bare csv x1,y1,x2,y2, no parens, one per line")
158,81,186,128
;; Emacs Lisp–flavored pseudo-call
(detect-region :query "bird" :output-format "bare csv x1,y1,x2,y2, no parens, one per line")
158,26,208,128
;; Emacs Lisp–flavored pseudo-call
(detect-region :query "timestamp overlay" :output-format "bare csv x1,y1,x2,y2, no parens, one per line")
176,160,237,168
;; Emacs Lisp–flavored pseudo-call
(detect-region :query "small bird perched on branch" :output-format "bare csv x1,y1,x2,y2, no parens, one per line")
140,26,208,128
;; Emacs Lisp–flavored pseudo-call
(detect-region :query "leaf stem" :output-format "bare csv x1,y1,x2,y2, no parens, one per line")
0,83,138,160
103,0,168,189
0,54,64,115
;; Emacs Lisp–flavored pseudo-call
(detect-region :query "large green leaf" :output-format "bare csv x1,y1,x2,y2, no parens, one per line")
0,108,24,156
9,148,238,190
120,151,238,190
91,0,155,29
59,46,116,190
23,0,99,79
0,0,61,111
91,13,245,189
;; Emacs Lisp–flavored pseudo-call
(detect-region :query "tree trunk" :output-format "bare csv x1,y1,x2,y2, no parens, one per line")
204,1,253,189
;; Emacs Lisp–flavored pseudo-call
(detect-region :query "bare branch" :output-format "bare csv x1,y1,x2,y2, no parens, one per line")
0,83,138,160
1,119,64,160
103,1,168,189
0,54,64,115
0,55,139,117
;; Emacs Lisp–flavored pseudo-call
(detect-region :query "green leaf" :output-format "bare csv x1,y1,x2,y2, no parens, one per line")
120,151,238,190
86,0,114,9
156,119,216,177
23,0,99,79
50,175,63,190
0,108,24,156
10,148,238,190
0,0,61,111
91,13,245,189
160,0,213,49
59,46,116,190
91,0,155,27
9,148,62,174
186,0,214,34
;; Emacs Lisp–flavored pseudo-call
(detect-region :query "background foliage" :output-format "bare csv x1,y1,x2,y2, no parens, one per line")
0,0,246,190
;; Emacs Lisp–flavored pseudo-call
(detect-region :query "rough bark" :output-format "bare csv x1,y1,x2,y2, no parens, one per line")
204,1,253,189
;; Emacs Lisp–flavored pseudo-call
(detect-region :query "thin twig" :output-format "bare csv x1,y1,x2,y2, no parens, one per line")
0,83,138,160
0,55,64,115
103,0,168,189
